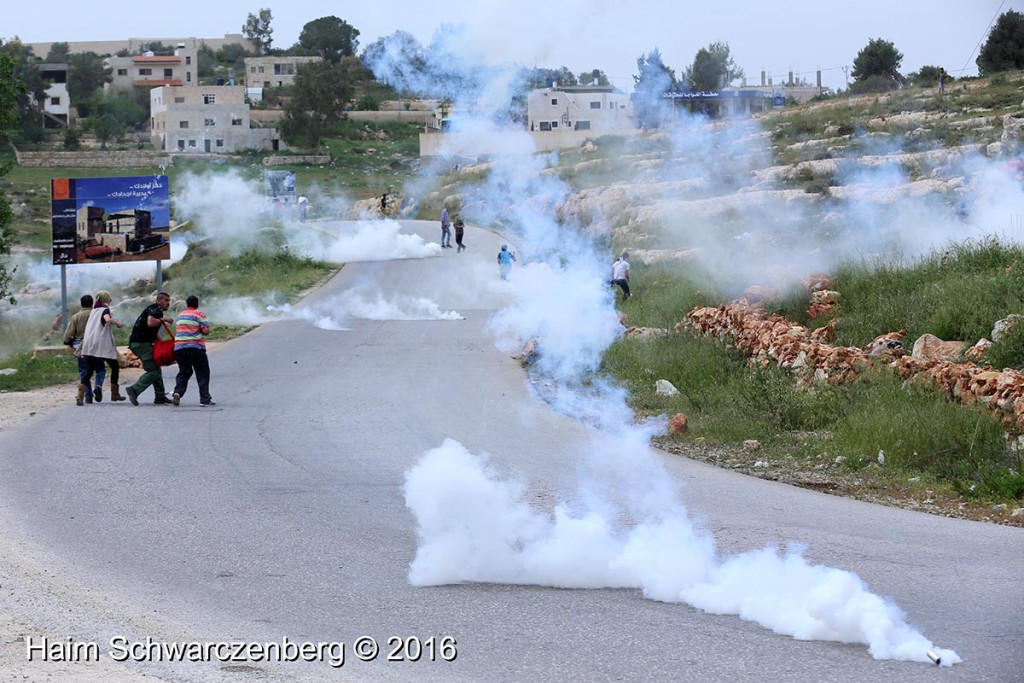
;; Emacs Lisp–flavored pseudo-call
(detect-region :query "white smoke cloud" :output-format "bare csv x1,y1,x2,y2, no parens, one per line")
377,30,961,667
269,289,462,331
287,219,441,262
405,438,961,666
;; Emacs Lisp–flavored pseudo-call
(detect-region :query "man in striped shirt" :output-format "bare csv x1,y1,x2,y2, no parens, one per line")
171,295,215,407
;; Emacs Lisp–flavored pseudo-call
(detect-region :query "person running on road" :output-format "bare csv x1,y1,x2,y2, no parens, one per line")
497,244,516,280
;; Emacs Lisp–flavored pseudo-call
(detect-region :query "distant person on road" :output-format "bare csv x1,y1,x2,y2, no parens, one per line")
64,293,104,405
938,68,947,96
79,290,126,403
297,195,308,222
497,244,517,280
172,295,215,407
454,214,466,252
609,251,631,300
380,192,388,216
440,203,452,248
126,292,174,406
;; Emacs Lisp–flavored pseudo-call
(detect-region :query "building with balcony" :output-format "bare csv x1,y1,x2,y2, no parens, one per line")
39,63,69,128
105,43,198,91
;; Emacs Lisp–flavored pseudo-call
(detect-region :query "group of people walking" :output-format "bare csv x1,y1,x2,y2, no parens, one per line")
64,291,215,408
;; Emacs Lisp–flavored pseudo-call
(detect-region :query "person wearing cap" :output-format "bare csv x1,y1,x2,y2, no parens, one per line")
497,244,517,280
610,251,631,300
79,290,126,402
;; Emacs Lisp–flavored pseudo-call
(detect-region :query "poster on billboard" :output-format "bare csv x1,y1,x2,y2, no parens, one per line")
51,175,171,265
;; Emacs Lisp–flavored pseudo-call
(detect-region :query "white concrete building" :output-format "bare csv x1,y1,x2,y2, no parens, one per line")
243,56,321,90
527,86,635,133
39,63,69,128
150,85,281,153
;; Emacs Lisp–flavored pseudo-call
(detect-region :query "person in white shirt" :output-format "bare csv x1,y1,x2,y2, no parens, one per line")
610,251,631,300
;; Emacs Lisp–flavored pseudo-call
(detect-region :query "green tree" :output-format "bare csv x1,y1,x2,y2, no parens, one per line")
197,44,216,80
851,38,905,91
67,52,108,113
908,65,945,88
298,16,360,63
88,92,146,148
0,39,46,144
578,69,610,87
242,8,274,56
977,10,1024,76
217,43,252,78
280,60,353,148
45,42,69,63
0,52,22,303
682,42,743,91
633,48,676,128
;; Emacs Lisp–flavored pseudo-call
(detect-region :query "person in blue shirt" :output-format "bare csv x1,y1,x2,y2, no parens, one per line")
497,244,517,280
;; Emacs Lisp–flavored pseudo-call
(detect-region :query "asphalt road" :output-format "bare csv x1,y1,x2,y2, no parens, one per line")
0,220,1021,682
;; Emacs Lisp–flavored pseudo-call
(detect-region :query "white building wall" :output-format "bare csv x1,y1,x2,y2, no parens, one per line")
527,88,635,132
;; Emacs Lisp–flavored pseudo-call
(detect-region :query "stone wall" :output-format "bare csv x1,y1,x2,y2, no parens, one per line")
262,155,331,166
15,150,172,168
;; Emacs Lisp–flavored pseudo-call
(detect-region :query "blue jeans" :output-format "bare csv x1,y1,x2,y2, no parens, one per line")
441,225,451,246
73,340,105,396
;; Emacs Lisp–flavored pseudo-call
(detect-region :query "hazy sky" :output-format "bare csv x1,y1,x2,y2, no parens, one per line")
5,0,1017,92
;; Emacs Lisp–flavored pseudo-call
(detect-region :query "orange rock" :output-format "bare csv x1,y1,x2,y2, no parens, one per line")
669,413,689,435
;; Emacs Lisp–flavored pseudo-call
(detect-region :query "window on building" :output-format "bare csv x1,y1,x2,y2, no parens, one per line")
204,118,215,126
203,94,216,105
575,121,591,130
177,140,185,150
258,66,264,73
50,97,60,106
117,68,127,76
216,139,224,147
139,68,152,76
250,66,256,73
539,121,551,131
179,121,189,129
590,101,601,109
231,116,243,126
188,140,196,148
175,97,185,103
185,56,191,65
164,68,173,78
551,121,559,129
550,98,558,105
186,72,191,82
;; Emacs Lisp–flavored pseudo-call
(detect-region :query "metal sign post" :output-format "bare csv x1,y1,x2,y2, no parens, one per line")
59,264,67,332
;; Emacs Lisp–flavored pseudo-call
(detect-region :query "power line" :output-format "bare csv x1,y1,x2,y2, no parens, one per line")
961,0,1008,76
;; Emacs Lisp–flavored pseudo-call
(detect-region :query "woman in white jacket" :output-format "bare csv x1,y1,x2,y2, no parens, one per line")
79,290,126,402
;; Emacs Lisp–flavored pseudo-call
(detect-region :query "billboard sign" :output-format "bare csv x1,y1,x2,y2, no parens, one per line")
51,175,171,265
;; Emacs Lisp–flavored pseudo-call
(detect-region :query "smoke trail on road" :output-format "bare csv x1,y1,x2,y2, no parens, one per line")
371,29,962,666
